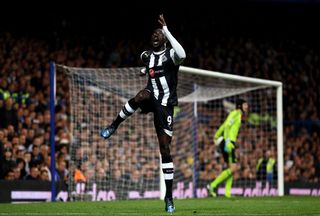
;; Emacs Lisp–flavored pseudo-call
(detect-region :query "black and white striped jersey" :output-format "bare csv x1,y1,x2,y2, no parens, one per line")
145,48,181,106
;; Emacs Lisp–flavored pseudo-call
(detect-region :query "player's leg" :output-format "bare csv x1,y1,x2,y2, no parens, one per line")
208,141,234,197
224,149,237,197
225,163,237,198
266,171,273,188
225,175,233,198
225,148,237,197
101,89,150,139
208,141,229,195
208,168,232,197
112,89,151,127
154,104,175,213
158,132,175,213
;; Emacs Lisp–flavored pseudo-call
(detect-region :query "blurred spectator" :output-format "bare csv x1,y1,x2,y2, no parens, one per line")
0,98,18,130
4,170,15,181
74,168,86,183
256,150,276,187
25,166,40,180
40,169,50,181
13,166,22,180
16,157,27,179
55,160,68,183
1,148,16,179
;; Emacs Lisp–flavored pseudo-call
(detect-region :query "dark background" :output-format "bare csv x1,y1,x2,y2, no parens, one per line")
1,0,320,43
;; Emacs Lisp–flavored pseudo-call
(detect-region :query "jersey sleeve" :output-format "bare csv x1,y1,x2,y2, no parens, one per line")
214,119,226,139
163,26,186,65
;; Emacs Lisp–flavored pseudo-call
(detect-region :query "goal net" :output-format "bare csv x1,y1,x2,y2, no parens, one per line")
54,64,283,201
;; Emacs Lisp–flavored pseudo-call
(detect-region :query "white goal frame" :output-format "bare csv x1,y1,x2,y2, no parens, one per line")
51,64,284,200
177,66,284,196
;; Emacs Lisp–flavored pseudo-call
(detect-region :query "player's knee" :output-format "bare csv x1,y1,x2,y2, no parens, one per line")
135,90,150,104
161,153,172,163
160,145,171,158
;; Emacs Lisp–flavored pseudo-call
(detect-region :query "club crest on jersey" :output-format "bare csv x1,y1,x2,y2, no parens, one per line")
162,55,168,62
149,68,155,77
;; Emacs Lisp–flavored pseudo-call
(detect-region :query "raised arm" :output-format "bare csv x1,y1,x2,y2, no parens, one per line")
158,14,186,64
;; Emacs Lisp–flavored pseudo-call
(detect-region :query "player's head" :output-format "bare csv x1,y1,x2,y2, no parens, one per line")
151,28,167,51
266,150,273,158
236,98,248,112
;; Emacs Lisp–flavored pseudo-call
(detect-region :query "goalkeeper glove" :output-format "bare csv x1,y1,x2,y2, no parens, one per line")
214,136,223,146
224,139,235,153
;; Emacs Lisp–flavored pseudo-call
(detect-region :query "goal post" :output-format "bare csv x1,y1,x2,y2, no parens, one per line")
52,63,284,201
179,66,283,196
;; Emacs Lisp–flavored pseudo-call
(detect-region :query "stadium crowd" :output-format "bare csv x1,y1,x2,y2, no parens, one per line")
0,4,319,193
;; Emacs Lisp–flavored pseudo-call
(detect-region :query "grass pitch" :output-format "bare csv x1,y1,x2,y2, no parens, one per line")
0,196,319,216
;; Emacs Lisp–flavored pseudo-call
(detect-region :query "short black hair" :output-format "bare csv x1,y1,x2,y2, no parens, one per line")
236,98,246,109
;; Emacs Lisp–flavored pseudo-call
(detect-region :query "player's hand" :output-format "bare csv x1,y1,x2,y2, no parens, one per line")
214,136,223,146
224,140,234,153
158,14,167,27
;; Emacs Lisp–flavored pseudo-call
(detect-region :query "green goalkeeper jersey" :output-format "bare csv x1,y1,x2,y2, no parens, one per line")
215,109,242,143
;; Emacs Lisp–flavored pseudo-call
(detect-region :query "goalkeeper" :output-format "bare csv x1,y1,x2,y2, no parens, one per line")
207,99,248,198
101,14,186,213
